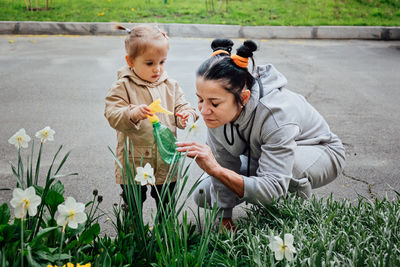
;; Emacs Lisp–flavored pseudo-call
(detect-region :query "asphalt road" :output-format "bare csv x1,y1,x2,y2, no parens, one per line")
1,35,399,235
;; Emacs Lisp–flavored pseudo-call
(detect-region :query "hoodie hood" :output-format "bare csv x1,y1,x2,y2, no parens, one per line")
234,64,288,129
117,65,168,88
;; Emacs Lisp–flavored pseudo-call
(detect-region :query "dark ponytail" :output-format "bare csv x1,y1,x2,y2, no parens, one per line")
197,39,258,105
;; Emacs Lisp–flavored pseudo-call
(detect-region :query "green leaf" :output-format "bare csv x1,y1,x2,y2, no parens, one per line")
79,223,100,245
35,250,71,261
45,190,64,210
101,251,112,267
30,226,58,248
33,185,44,197
50,181,65,195
0,203,11,224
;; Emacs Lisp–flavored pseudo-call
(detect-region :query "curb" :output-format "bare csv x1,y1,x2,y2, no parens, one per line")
1,21,400,40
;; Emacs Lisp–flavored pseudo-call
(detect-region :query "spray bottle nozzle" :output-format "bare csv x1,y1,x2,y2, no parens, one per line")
147,99,173,124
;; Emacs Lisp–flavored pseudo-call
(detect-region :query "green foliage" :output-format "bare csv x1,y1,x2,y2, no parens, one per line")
0,0,399,26
209,194,400,266
0,138,101,266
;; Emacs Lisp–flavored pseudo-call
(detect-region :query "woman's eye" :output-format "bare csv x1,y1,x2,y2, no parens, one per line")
160,60,165,65
146,62,153,66
211,103,218,107
198,99,203,103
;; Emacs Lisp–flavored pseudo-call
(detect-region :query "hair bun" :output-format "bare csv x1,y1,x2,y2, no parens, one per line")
211,39,234,53
236,40,257,58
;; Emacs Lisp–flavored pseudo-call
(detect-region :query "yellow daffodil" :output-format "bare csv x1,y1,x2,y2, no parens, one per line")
135,163,155,185
8,128,31,149
269,233,296,261
56,197,87,229
35,126,55,143
10,187,41,218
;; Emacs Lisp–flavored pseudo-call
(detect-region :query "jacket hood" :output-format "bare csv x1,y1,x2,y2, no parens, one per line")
234,64,287,128
117,65,168,87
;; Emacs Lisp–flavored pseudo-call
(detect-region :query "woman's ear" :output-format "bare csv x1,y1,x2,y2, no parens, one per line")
125,55,134,68
241,89,251,105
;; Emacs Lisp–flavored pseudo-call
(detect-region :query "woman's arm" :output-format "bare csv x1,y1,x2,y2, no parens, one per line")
175,141,244,197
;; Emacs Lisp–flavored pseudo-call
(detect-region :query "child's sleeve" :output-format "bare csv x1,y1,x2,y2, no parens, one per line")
104,80,142,132
173,81,199,129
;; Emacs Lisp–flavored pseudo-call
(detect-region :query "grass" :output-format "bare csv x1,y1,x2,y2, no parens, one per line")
209,194,400,266
0,0,399,26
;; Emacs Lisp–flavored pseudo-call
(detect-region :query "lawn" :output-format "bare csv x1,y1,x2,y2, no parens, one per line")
0,0,399,26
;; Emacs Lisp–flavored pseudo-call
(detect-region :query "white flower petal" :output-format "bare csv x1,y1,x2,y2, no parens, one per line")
275,250,284,261
284,233,294,246
68,220,78,229
287,243,296,253
27,206,38,216
150,176,156,185
285,248,294,261
56,214,67,226
74,212,87,224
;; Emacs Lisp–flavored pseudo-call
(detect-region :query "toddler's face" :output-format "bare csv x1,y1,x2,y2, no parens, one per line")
130,41,169,83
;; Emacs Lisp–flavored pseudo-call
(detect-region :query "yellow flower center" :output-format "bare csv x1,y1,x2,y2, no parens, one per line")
68,210,76,220
17,136,23,146
22,198,30,207
144,172,148,179
281,244,287,252
42,130,49,137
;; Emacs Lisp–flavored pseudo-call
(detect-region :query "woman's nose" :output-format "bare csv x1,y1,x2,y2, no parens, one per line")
200,103,211,115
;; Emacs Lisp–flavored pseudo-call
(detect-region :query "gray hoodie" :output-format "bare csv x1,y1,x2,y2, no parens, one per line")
207,64,342,212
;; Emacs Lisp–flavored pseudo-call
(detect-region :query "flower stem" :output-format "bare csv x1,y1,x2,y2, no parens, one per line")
20,218,24,267
58,223,67,266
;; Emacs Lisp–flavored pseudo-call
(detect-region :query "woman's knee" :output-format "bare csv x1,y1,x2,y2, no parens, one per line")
193,177,212,208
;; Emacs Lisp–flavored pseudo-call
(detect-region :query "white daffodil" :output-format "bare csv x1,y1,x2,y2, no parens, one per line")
35,126,55,143
8,128,31,149
269,233,296,261
135,163,156,185
56,197,87,229
10,187,41,219
183,117,204,142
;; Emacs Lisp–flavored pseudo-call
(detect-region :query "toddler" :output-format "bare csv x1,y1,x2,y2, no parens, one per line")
104,24,197,210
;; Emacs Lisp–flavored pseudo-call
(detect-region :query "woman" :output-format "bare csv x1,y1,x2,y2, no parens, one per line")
176,39,345,230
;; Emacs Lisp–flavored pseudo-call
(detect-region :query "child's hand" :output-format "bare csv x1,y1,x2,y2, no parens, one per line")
130,104,153,123
176,111,192,127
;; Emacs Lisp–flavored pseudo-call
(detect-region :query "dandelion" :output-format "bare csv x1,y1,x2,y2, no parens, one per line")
56,197,87,229
131,7,135,12
35,126,55,143
10,187,41,218
269,233,296,261
8,128,31,149
135,163,155,185
97,12,105,16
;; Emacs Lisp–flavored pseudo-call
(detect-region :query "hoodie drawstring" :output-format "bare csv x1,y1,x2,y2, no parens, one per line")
223,122,252,177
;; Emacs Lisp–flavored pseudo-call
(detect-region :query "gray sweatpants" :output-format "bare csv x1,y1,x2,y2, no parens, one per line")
193,138,345,215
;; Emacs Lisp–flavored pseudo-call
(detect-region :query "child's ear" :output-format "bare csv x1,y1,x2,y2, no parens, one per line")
241,89,251,105
125,55,134,68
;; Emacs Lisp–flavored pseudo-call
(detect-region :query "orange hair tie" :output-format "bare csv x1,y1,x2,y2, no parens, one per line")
231,54,248,68
211,50,230,57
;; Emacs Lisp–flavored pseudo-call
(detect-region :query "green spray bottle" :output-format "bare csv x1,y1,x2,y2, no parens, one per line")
148,99,180,164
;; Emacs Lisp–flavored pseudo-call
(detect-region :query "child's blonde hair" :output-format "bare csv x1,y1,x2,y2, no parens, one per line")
115,24,169,59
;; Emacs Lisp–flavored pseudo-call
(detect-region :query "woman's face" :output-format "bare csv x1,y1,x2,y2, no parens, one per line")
196,77,242,128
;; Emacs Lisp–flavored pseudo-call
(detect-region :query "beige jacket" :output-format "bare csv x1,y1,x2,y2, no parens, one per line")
104,66,197,185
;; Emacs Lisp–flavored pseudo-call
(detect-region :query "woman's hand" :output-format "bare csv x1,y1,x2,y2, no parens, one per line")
176,141,221,176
